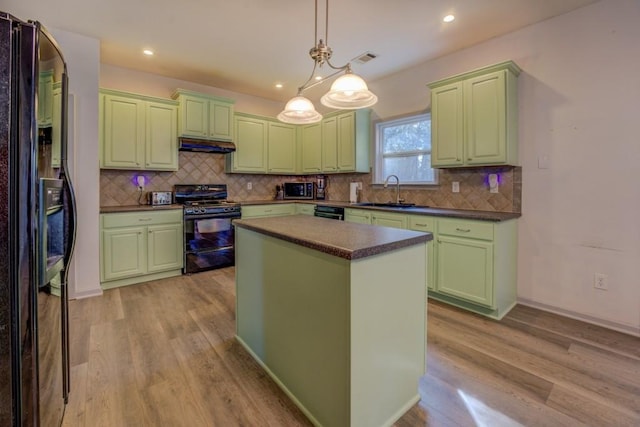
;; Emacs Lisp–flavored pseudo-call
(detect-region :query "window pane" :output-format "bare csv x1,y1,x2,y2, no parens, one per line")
382,120,431,153
383,154,435,183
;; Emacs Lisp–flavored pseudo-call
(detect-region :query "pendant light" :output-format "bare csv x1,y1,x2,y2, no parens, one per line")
278,0,377,124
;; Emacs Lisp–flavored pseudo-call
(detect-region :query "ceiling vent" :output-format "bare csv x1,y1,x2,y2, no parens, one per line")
352,52,378,65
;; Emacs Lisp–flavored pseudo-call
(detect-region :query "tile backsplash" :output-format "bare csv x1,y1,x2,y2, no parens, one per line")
100,151,521,213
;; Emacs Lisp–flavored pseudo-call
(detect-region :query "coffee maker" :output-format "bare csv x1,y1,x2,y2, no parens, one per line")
315,175,327,200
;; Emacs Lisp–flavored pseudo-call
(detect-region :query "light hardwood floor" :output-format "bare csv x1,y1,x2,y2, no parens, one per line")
62,268,640,426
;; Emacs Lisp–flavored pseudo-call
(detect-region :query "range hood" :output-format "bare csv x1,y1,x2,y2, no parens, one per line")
178,137,236,153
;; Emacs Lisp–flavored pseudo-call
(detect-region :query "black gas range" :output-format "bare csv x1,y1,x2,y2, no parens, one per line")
174,184,241,274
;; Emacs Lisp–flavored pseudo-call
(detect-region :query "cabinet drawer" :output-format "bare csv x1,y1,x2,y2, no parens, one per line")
407,215,436,232
102,210,183,228
438,218,494,241
241,204,295,218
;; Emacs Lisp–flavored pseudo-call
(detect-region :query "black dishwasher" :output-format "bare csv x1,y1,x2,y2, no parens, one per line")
314,205,345,220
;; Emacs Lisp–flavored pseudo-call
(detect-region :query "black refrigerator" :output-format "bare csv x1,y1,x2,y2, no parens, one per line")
0,12,76,426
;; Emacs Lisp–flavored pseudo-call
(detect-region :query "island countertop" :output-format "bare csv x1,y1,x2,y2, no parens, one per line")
234,214,432,260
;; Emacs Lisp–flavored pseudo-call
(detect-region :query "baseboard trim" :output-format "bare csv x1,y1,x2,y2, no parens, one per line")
517,298,639,337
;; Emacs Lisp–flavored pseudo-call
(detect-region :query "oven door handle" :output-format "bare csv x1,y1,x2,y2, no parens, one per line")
314,212,344,220
184,213,241,221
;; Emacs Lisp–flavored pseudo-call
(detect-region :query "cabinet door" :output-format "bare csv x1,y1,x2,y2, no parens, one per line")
436,235,493,307
336,112,356,171
344,208,372,224
322,117,338,172
209,100,233,141
102,94,145,169
296,204,315,215
180,95,208,137
147,224,183,273
408,216,436,291
102,227,146,281
371,212,407,229
300,123,323,173
146,101,178,170
465,70,507,165
233,116,268,172
267,122,297,174
430,82,464,167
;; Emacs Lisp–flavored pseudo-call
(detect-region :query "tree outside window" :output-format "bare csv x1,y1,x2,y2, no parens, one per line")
374,113,437,185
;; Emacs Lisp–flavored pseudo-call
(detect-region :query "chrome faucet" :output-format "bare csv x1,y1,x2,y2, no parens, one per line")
383,174,403,204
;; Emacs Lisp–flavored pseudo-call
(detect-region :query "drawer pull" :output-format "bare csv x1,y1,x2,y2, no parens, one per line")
139,218,152,222
265,209,272,213
415,223,428,227
456,227,471,233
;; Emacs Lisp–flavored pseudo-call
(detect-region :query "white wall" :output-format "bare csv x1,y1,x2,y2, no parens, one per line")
369,0,640,335
51,29,102,299
100,64,283,117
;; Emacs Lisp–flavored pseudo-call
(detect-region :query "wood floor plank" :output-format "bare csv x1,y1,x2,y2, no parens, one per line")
428,310,640,419
63,268,640,426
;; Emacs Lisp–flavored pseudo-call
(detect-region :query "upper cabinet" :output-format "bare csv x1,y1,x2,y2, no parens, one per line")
99,89,179,171
228,113,268,173
304,109,371,174
428,61,520,168
171,89,235,141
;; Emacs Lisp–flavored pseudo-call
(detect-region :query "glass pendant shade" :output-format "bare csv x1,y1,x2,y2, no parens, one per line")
277,96,323,124
320,72,378,109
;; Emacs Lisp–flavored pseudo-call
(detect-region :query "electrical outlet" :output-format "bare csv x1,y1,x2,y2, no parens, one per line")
594,273,608,290
452,182,460,193
247,182,252,190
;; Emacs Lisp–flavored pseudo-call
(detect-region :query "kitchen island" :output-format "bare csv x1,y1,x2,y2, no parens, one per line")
234,215,432,427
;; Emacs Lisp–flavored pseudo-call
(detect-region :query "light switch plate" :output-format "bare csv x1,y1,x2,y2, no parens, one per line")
452,182,460,193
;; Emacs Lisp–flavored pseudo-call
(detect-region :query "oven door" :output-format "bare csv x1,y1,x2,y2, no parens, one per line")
183,215,237,274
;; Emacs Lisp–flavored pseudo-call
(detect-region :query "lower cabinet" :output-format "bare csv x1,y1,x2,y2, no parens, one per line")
344,208,518,319
100,210,183,289
241,203,296,219
295,203,315,215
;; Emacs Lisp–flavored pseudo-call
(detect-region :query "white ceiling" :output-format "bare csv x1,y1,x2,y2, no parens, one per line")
4,0,598,102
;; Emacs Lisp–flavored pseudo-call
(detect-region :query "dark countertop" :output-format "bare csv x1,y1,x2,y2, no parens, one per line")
100,200,520,222
234,215,433,260
237,199,521,222
100,204,183,213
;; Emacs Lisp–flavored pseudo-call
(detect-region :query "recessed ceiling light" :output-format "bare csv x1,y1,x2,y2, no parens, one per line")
143,49,154,56
443,14,455,23
315,76,323,81
275,83,283,89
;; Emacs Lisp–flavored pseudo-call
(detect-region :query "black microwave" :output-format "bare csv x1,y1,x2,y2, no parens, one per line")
283,182,314,199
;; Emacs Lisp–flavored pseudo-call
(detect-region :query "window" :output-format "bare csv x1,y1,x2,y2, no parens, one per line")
374,112,437,185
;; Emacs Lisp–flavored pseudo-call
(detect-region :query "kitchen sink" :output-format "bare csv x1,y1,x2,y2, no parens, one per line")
355,202,427,209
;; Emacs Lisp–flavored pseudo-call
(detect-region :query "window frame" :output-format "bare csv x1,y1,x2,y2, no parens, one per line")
373,111,438,186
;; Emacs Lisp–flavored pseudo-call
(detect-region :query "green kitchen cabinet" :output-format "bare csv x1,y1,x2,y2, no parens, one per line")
321,116,338,172
320,110,370,174
172,89,234,141
267,121,297,174
241,204,296,219
431,217,517,319
300,122,323,173
371,211,408,229
429,61,520,168
407,215,436,291
100,210,183,289
100,89,178,171
344,208,372,224
296,203,315,215
229,114,268,173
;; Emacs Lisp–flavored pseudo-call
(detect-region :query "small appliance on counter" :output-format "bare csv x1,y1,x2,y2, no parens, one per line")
316,175,327,200
150,191,173,206
283,181,314,200
349,182,362,203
